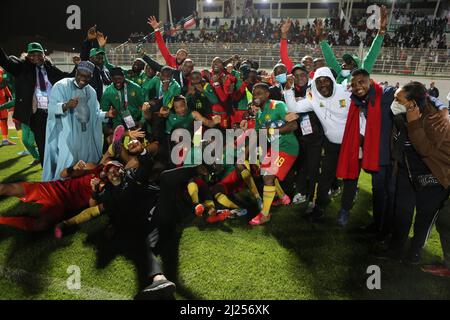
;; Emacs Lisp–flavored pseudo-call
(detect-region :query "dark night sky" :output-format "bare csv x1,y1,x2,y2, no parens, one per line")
0,0,195,54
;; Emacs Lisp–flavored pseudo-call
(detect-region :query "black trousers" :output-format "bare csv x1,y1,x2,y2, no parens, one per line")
391,166,450,253
143,227,163,280
371,165,396,233
436,197,450,268
111,225,162,285
28,109,48,166
151,166,199,247
316,139,359,211
114,167,199,284
296,137,323,201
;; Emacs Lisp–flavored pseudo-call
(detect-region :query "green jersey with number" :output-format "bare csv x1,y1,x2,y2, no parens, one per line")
256,100,299,156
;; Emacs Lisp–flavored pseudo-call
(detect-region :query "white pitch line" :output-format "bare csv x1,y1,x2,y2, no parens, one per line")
0,265,129,300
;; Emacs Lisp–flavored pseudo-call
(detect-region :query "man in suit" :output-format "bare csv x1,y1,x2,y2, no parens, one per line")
0,43,74,165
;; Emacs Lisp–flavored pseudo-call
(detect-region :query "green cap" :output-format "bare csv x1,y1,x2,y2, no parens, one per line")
27,42,44,54
342,53,361,69
89,48,105,57
291,63,308,74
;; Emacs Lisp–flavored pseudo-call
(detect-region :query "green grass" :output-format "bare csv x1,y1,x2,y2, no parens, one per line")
0,131,450,300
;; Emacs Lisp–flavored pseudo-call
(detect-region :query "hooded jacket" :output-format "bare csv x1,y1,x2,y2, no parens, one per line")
284,67,351,144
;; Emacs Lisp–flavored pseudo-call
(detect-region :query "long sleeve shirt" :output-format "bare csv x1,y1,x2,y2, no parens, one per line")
320,34,384,84
155,30,178,69
280,39,294,73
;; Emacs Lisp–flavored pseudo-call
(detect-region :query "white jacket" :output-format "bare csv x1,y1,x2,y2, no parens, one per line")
284,67,352,144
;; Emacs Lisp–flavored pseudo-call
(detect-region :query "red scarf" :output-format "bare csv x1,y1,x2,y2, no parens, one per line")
337,81,382,179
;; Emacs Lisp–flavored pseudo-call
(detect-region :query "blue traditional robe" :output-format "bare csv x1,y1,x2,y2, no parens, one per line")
43,78,106,181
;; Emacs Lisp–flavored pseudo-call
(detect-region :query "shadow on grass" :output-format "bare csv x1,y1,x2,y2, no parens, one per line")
0,202,41,245
264,186,450,299
262,187,377,299
82,208,200,300
1,165,41,184
0,156,21,172
1,229,73,296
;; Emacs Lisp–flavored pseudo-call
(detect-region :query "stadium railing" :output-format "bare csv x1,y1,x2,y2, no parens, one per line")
104,43,450,77
48,43,450,77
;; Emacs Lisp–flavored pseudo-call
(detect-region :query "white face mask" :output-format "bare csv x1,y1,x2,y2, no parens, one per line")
390,100,407,115
340,69,351,78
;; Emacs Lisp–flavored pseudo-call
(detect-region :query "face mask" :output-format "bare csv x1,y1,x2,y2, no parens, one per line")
340,69,351,78
390,101,407,115
275,73,287,84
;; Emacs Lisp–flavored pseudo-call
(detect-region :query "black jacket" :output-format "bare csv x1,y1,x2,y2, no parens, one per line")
0,48,73,125
427,87,439,98
80,39,111,102
100,154,160,235
269,84,285,101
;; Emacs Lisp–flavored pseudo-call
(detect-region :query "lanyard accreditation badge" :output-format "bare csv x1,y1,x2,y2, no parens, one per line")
35,69,49,110
119,84,136,129
158,81,164,100
300,114,313,136
36,89,49,110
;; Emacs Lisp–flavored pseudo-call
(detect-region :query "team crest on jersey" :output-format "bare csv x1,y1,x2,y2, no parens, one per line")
131,91,136,97
265,114,271,121
339,99,346,108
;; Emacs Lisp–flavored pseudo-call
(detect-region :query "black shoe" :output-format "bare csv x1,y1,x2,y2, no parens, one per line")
403,251,421,265
135,279,176,300
310,207,325,223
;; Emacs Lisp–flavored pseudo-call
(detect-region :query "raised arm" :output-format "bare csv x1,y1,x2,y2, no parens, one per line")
147,16,177,68
80,25,99,61
280,18,294,73
362,5,387,73
142,53,164,73
0,48,23,76
96,32,119,72
317,20,341,75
